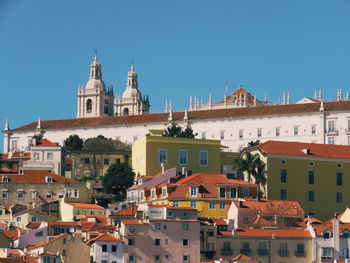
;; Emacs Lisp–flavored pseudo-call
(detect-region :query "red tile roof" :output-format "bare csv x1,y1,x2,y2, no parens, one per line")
231,254,256,262
35,139,57,147
233,199,304,217
88,232,121,243
80,221,96,231
47,221,79,226
66,202,104,210
26,222,42,229
111,205,138,216
10,152,30,159
253,140,350,160
28,233,66,250
13,101,350,132
122,219,142,225
1,170,74,183
234,228,311,238
4,230,20,239
214,219,228,226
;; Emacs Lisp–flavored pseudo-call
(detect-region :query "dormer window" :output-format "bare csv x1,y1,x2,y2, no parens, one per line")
190,186,197,198
46,176,53,183
2,176,8,183
323,232,330,239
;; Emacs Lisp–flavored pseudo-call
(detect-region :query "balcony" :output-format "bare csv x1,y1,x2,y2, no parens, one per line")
321,257,333,262
257,249,268,256
221,248,233,256
278,250,289,257
326,129,339,136
240,249,251,256
20,161,55,171
295,250,306,257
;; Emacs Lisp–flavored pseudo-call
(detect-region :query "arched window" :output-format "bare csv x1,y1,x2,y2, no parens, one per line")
86,99,92,113
104,100,109,114
123,108,129,116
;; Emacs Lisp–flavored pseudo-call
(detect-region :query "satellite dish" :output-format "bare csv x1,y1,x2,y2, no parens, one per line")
69,227,75,234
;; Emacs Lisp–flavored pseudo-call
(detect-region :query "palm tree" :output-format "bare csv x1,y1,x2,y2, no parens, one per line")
233,152,266,190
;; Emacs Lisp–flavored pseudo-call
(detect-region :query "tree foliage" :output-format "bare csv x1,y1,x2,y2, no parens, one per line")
247,140,261,147
233,151,266,190
84,135,130,151
102,162,135,201
63,135,84,153
163,123,197,138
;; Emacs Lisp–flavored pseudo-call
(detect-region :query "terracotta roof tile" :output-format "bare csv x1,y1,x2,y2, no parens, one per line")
235,228,311,238
66,202,104,210
88,232,121,243
122,219,142,225
111,205,138,216
4,230,20,239
47,221,79,226
28,233,66,250
13,101,350,132
1,170,74,183
254,140,350,160
26,222,42,229
35,139,57,147
231,254,255,261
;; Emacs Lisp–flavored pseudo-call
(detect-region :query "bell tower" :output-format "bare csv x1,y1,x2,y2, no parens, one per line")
77,53,114,118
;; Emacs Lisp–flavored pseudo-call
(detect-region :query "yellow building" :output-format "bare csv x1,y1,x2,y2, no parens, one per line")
244,140,350,220
139,173,258,218
132,129,221,177
60,200,105,221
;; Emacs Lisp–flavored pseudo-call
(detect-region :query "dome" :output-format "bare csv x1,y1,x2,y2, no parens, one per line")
122,87,141,100
85,78,106,91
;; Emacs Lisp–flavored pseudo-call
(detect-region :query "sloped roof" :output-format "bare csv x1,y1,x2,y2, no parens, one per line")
28,233,66,250
66,202,104,210
231,253,256,261
34,139,58,147
88,232,121,243
122,219,142,225
12,101,350,132
111,205,138,216
1,170,75,183
234,228,311,238
253,140,350,160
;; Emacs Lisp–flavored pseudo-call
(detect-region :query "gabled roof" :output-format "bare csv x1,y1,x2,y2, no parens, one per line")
251,140,350,160
10,152,31,159
26,222,42,229
65,202,104,210
12,101,350,132
1,170,75,183
3,230,20,239
122,219,142,225
231,254,256,261
47,221,79,227
34,139,58,147
87,232,121,243
233,199,304,217
28,233,66,250
111,205,138,216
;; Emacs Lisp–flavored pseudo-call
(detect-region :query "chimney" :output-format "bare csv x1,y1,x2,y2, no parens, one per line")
182,167,186,175
333,213,340,260
161,163,165,174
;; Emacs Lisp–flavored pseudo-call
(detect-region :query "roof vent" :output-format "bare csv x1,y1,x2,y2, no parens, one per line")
301,148,311,155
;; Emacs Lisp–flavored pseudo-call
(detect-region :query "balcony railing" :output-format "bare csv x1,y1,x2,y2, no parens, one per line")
326,129,339,136
321,256,333,262
295,250,306,257
257,249,268,256
278,250,289,257
20,161,55,169
221,248,233,256
240,249,251,256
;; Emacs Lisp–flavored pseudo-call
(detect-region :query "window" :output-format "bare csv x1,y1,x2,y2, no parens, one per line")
182,223,189,230
17,190,24,199
86,99,92,112
179,150,188,165
155,223,161,230
2,176,8,183
162,188,167,198
155,239,161,246
33,152,40,160
47,152,53,160
30,191,36,199
257,129,262,138
62,249,66,257
308,191,315,202
2,190,8,199
167,211,173,217
323,232,330,239
82,158,90,164
279,242,288,256
230,188,237,198
223,241,231,250
199,151,208,166
311,125,316,134
190,186,197,197
220,131,225,140
343,248,349,259
209,201,216,209
337,172,342,186
73,189,79,198
219,187,226,198
328,137,335,144
103,158,109,165
128,239,135,246
115,158,121,164
35,231,43,237
280,169,287,183
190,201,197,208
219,201,226,209
154,255,161,261
183,239,189,246
308,171,315,184
158,149,167,164
322,247,333,260
172,201,179,207
243,188,249,197
128,255,135,262
294,126,298,135
336,192,343,203
129,226,136,233
239,130,244,139
164,239,169,245
297,243,305,255
63,237,67,244
43,257,51,263
183,255,190,262
46,192,52,199
201,132,206,139
280,189,287,200
46,176,53,183
328,121,335,132
151,189,155,199
275,127,280,137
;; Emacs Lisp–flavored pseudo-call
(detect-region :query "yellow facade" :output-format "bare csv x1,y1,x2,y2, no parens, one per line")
248,148,350,221
132,130,221,177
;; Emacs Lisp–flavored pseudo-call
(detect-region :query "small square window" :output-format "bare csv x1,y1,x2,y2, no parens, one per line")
104,158,109,165
183,239,189,246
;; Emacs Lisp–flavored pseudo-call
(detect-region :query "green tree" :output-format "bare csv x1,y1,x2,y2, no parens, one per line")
163,123,197,138
102,162,135,201
233,152,266,190
84,135,130,151
63,135,84,154
247,140,261,147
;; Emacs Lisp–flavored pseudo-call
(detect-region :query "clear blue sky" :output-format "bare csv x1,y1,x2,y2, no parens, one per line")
1,0,350,151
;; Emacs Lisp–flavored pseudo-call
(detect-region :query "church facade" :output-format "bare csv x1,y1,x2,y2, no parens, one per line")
3,56,350,154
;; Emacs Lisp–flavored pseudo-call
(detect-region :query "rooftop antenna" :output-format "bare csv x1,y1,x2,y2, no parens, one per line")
224,77,229,94
94,49,98,61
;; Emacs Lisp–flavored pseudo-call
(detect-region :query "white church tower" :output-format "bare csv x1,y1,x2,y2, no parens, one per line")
77,54,114,118
115,63,150,116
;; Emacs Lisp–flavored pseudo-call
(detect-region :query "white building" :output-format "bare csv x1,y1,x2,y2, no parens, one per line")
3,55,350,153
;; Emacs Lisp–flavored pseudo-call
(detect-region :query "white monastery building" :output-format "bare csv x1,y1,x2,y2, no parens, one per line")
3,56,350,153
